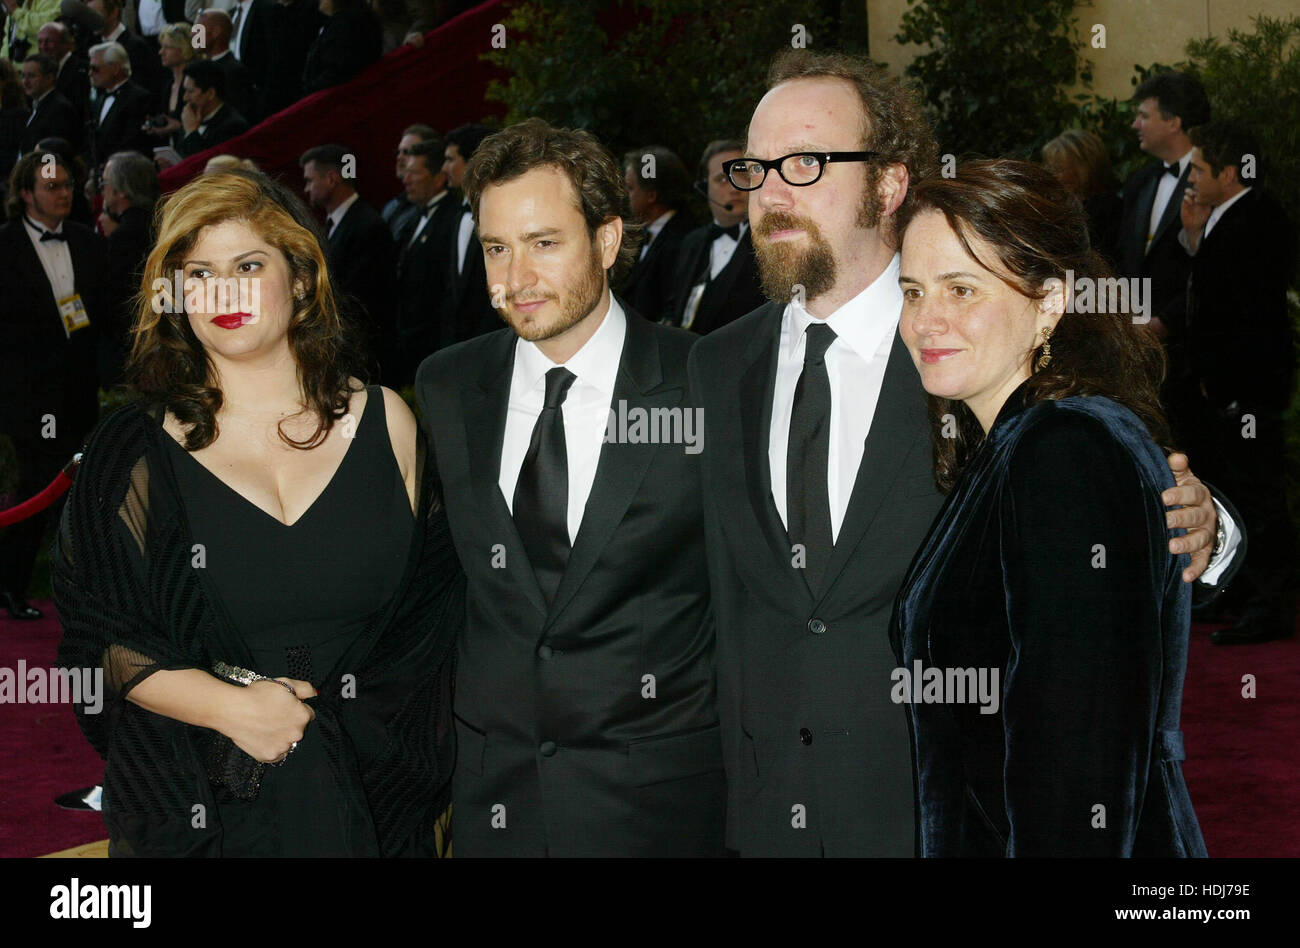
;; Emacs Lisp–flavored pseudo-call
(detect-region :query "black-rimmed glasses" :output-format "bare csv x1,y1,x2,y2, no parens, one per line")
723,151,880,191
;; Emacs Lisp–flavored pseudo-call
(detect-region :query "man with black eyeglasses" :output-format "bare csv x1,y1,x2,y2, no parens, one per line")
0,151,109,620
686,49,1237,856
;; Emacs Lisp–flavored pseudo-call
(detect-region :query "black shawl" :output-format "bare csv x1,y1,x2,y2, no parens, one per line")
53,401,464,856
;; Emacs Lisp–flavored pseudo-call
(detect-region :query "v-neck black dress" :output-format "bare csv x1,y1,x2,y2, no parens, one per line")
166,386,414,856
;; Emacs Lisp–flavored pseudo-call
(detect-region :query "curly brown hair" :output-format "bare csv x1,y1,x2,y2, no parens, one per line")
896,159,1172,492
125,169,366,451
462,118,644,284
764,49,938,248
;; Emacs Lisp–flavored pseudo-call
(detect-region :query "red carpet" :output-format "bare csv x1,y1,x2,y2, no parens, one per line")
2,602,1295,857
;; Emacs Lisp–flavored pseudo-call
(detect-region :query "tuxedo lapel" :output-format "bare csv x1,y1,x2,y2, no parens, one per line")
700,230,749,313
545,309,675,626
1151,168,1189,248
465,330,548,617
738,303,806,599
815,327,926,601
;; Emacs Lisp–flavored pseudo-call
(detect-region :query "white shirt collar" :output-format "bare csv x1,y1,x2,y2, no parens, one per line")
25,214,64,237
784,252,902,362
514,294,626,400
646,210,674,241
105,23,126,42
1204,186,1252,238
327,192,360,230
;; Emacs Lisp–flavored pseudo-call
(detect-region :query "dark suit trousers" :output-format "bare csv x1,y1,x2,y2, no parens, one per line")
0,431,81,596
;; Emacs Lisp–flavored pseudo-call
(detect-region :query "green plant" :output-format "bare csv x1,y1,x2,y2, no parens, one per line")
483,0,855,177
895,0,1091,160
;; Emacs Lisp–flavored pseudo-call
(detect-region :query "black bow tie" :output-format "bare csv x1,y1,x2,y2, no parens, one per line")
40,230,67,242
1163,163,1180,177
708,222,741,241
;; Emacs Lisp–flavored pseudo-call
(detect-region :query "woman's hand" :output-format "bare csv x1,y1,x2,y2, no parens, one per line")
221,678,318,764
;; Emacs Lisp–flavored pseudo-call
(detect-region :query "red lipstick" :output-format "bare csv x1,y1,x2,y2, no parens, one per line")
920,348,961,364
210,312,254,330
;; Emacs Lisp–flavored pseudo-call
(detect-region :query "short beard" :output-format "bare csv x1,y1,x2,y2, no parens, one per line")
503,240,606,342
753,210,837,304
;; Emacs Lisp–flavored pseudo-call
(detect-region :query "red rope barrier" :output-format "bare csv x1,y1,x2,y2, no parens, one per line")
0,455,81,528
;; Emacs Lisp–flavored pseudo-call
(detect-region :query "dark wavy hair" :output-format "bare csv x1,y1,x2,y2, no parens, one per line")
125,169,366,451
463,118,644,283
764,49,939,248
896,159,1172,492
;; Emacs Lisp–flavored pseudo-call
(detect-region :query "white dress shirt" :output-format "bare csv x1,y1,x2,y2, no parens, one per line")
455,199,474,272
24,216,76,302
230,0,253,58
1147,149,1192,251
1202,186,1251,240
708,220,746,279
325,191,359,236
98,78,128,124
499,297,627,544
638,210,675,260
137,0,168,37
768,254,901,541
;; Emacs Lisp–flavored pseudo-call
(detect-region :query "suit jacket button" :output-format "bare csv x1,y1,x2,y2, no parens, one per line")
807,618,826,635
537,645,553,660
539,741,557,757
799,728,813,745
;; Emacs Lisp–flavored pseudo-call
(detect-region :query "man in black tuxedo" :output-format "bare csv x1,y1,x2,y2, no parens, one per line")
300,143,396,369
194,8,255,120
619,144,692,323
97,148,156,386
262,0,322,115
87,41,154,168
664,139,764,334
1178,122,1297,645
173,60,248,159
390,137,459,385
0,152,109,619
1116,71,1211,445
415,119,724,856
382,122,436,242
19,55,83,154
440,123,498,344
37,22,91,121
688,50,1234,856
87,0,165,97
227,0,273,120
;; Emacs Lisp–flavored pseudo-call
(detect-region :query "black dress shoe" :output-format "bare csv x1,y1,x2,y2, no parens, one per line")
1211,614,1294,645
1,590,42,620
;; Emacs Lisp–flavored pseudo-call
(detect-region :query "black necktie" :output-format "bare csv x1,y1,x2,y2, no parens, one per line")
708,222,741,241
40,230,67,242
787,322,836,591
1163,163,1180,177
513,367,577,605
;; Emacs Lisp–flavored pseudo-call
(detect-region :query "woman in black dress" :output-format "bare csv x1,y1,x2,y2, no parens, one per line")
55,169,464,856
146,23,198,152
891,160,1207,856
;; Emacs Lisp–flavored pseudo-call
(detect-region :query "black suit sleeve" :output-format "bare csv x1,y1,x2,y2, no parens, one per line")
999,413,1169,856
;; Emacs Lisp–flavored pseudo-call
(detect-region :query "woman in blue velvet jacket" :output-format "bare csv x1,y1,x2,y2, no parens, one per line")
890,159,1208,857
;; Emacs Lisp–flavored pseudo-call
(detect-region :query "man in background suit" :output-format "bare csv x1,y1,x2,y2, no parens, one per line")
664,138,764,334
174,59,247,158
1116,71,1211,445
1179,122,1297,645
620,144,691,323
87,0,165,97
19,54,82,154
300,142,396,370
440,122,497,344
415,119,724,857
391,136,458,385
96,148,156,386
87,41,154,169
195,8,254,120
37,22,90,121
0,151,109,620
227,0,272,120
382,122,437,242
689,50,1233,857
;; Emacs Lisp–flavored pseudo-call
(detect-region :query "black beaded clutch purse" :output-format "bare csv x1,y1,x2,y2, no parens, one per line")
198,661,272,801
